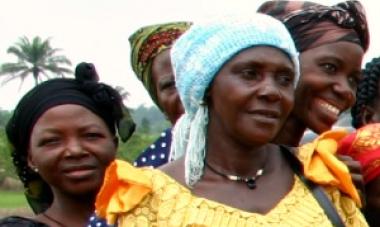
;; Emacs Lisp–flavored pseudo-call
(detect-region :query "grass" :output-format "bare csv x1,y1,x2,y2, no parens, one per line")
0,190,28,208
0,190,32,218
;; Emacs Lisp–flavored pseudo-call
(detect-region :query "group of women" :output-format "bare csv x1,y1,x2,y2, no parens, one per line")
1,0,379,226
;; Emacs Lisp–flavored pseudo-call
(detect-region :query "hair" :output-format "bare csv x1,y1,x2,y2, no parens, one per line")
351,57,380,128
5,62,132,213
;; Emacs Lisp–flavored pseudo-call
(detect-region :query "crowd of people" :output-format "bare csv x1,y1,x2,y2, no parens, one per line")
1,1,380,227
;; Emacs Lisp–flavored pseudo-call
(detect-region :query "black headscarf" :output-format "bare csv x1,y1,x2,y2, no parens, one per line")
5,62,135,214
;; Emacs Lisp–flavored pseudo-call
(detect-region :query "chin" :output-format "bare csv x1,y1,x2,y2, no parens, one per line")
308,121,334,135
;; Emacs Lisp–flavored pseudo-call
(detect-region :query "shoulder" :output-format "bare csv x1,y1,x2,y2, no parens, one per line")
322,186,368,227
0,216,47,227
159,157,186,186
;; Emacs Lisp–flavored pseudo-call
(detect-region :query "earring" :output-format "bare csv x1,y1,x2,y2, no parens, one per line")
30,166,38,173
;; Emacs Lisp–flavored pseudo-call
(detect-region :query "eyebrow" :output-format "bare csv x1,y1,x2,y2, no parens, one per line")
232,60,295,74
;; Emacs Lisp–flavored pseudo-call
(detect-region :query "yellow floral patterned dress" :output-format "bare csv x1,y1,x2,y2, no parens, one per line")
95,130,368,226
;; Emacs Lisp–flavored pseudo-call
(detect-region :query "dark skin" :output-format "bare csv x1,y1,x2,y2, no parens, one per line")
363,177,380,227
28,105,117,227
359,80,380,221
274,42,364,146
272,42,365,193
151,49,184,125
162,46,297,213
360,80,380,125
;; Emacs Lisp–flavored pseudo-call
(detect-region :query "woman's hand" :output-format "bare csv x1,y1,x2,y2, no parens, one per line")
337,154,366,207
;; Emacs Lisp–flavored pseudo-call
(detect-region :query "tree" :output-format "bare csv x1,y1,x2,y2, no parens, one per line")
0,109,11,128
140,117,151,134
0,36,72,87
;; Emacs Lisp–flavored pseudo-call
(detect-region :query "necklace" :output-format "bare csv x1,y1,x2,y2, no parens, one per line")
205,162,264,189
41,212,66,227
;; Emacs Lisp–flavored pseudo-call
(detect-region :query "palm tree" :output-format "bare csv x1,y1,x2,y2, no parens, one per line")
0,36,72,87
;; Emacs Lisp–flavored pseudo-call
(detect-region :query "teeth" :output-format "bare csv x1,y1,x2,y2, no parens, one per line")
320,102,339,115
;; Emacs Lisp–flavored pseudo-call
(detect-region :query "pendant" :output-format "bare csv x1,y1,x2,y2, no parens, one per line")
246,178,256,189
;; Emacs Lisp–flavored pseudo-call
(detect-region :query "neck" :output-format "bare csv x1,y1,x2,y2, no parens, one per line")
43,190,95,227
273,113,307,146
206,127,276,176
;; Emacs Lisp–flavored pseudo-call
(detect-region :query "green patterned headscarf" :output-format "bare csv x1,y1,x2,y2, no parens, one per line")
129,21,192,108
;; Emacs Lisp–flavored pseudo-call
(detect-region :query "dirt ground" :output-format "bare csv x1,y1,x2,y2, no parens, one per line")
0,207,33,218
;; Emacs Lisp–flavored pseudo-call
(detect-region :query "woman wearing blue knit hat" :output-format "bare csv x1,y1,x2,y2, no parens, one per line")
93,13,367,226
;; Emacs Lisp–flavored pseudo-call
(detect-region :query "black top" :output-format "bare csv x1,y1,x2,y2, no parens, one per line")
0,216,48,227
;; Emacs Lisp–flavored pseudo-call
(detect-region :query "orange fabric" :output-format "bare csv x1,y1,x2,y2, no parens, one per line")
95,160,152,225
297,129,362,207
338,123,380,184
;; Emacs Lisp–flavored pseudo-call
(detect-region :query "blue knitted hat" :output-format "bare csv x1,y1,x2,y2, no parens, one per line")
170,13,299,187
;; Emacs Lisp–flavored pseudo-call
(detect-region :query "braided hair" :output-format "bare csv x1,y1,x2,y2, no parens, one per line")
351,57,380,128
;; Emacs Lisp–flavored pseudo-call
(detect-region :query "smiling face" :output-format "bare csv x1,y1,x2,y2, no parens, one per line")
152,49,184,125
294,42,364,134
28,104,117,197
208,46,295,146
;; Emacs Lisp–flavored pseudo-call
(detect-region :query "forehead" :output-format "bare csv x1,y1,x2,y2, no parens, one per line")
301,41,364,63
32,104,105,129
151,49,172,80
226,46,294,68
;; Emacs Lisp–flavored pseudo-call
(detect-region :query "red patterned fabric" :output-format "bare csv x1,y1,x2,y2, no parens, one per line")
338,123,380,184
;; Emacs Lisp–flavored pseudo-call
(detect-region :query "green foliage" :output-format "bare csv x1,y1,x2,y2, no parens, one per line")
117,132,159,163
0,129,16,182
0,190,28,208
0,36,72,87
140,117,151,134
0,109,11,128
131,105,170,133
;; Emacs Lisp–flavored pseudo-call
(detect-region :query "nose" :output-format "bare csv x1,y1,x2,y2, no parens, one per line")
64,139,88,158
333,76,355,108
257,78,281,102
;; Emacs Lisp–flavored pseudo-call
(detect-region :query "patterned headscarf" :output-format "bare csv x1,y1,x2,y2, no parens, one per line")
170,13,299,187
338,123,380,184
6,63,135,214
129,22,192,108
258,1,369,52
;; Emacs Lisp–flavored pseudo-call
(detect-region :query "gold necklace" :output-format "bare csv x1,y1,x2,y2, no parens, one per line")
205,161,264,189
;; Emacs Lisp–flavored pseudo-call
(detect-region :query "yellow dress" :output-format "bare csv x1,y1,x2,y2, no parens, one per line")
96,130,368,226
115,166,367,227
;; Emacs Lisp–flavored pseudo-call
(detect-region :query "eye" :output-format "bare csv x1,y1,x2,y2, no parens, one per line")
347,73,361,89
38,137,60,147
158,77,176,91
321,63,338,75
86,132,101,138
241,69,261,80
84,131,106,141
276,72,294,86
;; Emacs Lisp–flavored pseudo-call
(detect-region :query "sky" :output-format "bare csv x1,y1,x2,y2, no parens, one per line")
0,0,379,111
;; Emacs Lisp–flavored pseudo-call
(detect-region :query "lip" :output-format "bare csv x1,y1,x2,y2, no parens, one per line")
248,109,281,124
311,98,343,128
62,165,97,179
249,109,280,119
315,98,342,116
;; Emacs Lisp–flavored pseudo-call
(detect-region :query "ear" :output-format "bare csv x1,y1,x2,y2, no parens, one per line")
113,137,119,149
204,89,211,105
27,152,36,169
360,106,376,126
